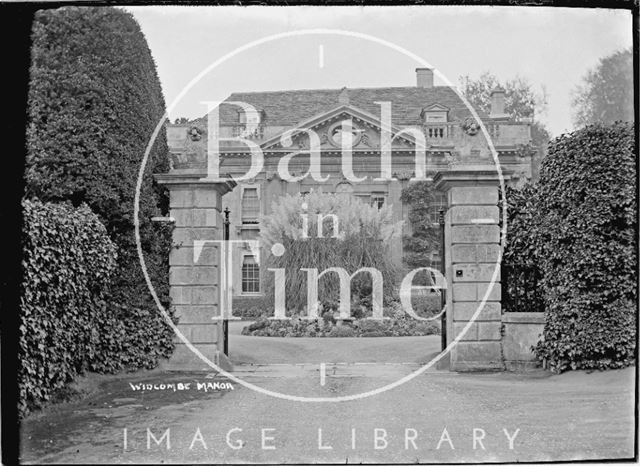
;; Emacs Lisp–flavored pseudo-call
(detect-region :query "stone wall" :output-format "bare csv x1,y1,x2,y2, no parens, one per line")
502,312,544,370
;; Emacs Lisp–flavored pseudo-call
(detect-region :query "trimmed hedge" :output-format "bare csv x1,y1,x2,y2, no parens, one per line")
20,200,117,415
26,7,175,371
533,122,636,372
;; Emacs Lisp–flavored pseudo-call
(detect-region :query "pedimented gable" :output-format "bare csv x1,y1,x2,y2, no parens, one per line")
260,105,424,152
422,103,450,112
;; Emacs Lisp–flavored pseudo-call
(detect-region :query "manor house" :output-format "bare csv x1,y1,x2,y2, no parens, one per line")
165,68,534,303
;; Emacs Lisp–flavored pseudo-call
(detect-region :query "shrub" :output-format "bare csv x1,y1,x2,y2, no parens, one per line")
246,317,270,333
26,7,174,371
411,293,442,317
19,200,117,415
533,122,636,372
413,322,439,336
260,192,402,312
356,319,386,334
241,313,440,338
232,296,274,320
327,326,356,338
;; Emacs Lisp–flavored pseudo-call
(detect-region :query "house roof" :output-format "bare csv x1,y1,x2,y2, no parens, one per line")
197,86,486,128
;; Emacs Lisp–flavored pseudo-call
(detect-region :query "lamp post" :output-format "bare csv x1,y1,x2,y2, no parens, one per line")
438,208,446,351
223,207,230,356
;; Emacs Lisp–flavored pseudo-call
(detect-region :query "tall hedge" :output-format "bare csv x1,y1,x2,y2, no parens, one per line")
20,200,117,415
25,7,174,371
533,122,636,372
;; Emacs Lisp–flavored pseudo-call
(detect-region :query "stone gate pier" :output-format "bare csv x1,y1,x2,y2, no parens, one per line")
156,172,236,371
435,165,506,371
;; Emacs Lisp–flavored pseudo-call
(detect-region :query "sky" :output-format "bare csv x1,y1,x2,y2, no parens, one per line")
125,5,633,137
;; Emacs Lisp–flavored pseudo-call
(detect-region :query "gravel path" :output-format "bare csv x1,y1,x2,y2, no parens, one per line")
20,362,635,464
228,321,442,365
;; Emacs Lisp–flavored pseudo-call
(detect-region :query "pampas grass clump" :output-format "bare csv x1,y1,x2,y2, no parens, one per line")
260,191,403,313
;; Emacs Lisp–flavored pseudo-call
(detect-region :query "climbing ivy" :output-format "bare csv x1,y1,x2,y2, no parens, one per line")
533,122,636,372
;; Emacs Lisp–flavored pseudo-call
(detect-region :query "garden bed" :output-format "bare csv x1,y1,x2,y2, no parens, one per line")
241,315,440,338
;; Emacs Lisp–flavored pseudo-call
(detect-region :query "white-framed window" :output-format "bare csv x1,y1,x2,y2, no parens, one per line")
371,193,386,209
241,185,260,224
421,104,449,123
241,255,260,293
236,109,265,139
424,112,447,123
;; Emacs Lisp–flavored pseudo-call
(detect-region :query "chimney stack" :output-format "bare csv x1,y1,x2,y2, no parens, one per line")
490,87,508,119
416,68,434,88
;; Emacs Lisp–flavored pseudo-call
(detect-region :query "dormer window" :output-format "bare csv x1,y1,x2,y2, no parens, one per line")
238,109,264,125
236,108,265,139
421,103,449,123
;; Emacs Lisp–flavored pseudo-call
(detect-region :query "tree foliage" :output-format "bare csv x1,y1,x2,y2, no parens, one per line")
25,7,175,371
533,122,636,372
572,48,633,128
459,72,547,120
459,72,551,179
260,192,402,311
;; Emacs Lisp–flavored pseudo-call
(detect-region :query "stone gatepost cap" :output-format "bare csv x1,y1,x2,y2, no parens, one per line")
433,165,512,191
154,172,237,194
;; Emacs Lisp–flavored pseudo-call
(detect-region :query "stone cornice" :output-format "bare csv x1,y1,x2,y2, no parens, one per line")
433,165,513,191
154,172,237,194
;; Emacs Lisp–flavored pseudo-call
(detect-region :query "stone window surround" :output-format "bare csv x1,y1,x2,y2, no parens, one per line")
240,250,261,296
240,183,261,224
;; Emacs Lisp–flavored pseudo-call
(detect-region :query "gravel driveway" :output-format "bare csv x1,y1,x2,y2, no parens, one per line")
227,321,442,365
19,357,636,464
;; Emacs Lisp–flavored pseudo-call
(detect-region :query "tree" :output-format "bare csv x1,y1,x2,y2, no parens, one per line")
400,181,442,283
26,7,174,370
572,48,633,128
459,72,551,181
